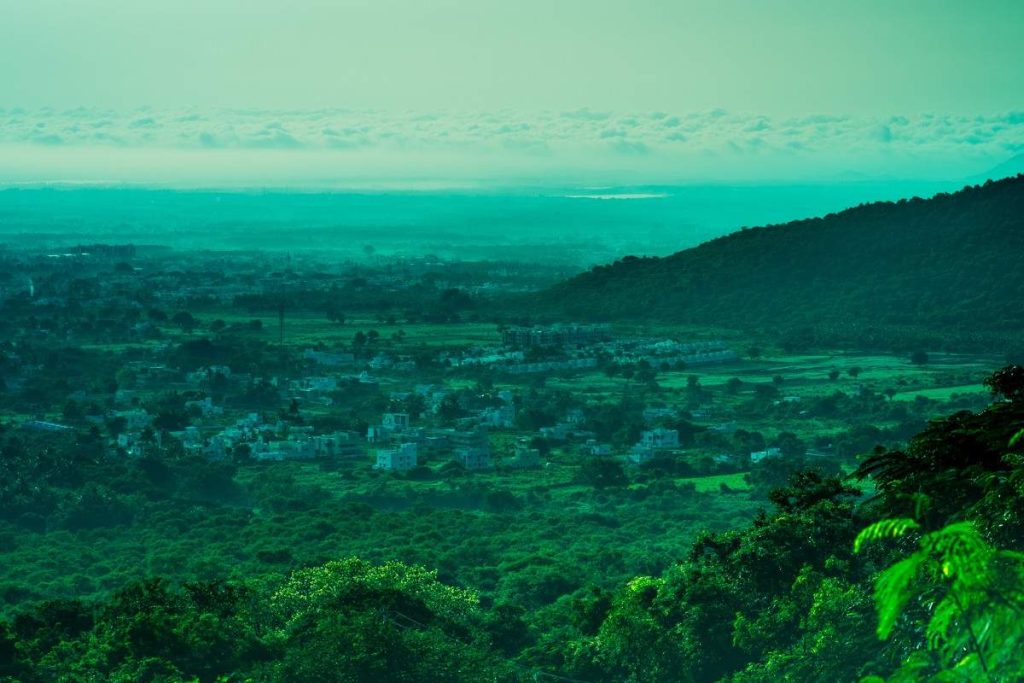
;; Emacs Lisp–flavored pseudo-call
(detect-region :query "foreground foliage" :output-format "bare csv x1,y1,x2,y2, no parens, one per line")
3,368,1024,681
857,520,1024,682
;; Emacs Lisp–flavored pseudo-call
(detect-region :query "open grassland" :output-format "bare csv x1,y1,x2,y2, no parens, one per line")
190,309,501,348
546,351,993,405
678,471,752,492
890,384,987,402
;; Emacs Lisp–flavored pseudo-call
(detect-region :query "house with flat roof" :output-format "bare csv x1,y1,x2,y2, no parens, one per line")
375,442,418,471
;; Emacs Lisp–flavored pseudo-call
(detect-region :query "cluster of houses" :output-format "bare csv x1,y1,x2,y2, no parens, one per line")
628,428,681,465
501,324,613,348
15,289,756,479
440,328,737,376
40,328,764,479
5,245,839,495
504,358,599,375
369,410,499,472
599,339,738,368
170,411,365,462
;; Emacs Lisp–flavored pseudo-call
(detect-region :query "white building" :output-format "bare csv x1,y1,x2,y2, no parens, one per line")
375,442,418,471
639,428,679,450
629,446,656,465
479,404,515,428
565,408,586,425
368,413,411,443
750,447,783,463
185,397,223,417
115,409,152,430
312,432,363,458
507,440,541,469
383,413,410,430
583,439,613,457
456,447,492,470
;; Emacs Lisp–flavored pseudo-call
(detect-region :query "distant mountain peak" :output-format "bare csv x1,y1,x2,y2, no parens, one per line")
976,153,1024,183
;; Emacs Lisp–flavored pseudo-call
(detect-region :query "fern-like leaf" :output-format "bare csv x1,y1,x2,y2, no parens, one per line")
926,595,958,650
920,522,988,579
854,518,920,554
875,554,924,639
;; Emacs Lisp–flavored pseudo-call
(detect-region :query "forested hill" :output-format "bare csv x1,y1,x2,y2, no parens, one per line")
538,174,1024,335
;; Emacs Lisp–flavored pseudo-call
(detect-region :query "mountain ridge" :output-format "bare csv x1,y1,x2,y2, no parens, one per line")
535,174,1024,342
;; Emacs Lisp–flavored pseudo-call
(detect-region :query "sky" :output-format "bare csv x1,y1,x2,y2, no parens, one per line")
1,0,1023,187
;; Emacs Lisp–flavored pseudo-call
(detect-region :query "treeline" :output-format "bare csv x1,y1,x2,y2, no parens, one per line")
536,175,1024,351
232,282,481,324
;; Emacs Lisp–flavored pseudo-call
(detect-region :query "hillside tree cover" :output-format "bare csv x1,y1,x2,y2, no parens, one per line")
538,176,1024,352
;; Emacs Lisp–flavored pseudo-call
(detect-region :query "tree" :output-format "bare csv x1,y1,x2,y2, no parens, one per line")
910,350,929,365
62,399,83,421
578,458,628,489
437,394,465,424
271,558,506,682
153,409,187,432
828,369,841,381
727,377,743,394
772,431,806,458
634,360,658,386
170,311,197,334
984,365,1024,402
848,366,862,379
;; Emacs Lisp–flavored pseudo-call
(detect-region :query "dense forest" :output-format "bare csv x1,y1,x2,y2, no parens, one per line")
538,175,1024,350
2,367,1023,681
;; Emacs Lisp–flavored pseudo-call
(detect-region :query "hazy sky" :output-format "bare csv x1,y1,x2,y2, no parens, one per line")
1,0,1022,186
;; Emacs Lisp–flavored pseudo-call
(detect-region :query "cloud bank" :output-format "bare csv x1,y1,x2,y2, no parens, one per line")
1,107,1021,187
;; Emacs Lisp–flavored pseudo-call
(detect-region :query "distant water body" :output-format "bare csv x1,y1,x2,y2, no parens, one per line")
0,181,961,265
562,193,670,200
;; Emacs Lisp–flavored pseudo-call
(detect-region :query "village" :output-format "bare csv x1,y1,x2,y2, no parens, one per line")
0,244,996,503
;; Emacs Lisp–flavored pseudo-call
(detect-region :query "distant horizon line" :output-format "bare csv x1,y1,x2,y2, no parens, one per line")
0,175,995,195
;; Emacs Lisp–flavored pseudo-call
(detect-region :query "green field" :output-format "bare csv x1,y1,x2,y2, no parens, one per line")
191,309,501,348
679,471,751,492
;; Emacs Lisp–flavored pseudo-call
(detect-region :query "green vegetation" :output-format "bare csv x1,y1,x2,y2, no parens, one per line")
1,368,1022,680
1,206,1022,680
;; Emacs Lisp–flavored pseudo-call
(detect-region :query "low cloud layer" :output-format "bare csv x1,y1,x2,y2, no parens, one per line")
1,107,1021,187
